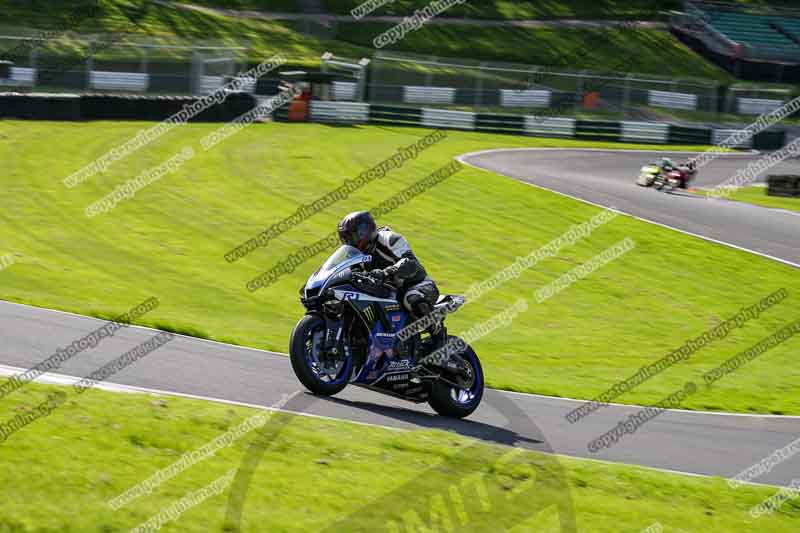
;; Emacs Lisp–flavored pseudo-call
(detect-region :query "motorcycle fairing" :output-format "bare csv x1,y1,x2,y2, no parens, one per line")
300,245,428,402
341,291,415,388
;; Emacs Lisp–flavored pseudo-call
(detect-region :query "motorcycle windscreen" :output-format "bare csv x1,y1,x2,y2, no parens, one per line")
305,245,366,292
321,245,364,270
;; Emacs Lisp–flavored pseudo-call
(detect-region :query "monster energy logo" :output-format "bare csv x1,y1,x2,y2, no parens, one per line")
364,305,376,323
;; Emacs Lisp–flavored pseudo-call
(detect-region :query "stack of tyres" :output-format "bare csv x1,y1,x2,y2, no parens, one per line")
767,175,800,197
0,93,81,120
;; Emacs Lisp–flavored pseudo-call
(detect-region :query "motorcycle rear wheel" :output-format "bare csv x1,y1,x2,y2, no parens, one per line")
428,338,484,418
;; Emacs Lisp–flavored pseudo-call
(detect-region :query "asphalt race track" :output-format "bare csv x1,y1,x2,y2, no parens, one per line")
1,300,799,488
461,149,800,267
2,148,799,488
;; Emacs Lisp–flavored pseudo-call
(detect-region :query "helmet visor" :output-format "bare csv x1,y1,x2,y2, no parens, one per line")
339,221,373,251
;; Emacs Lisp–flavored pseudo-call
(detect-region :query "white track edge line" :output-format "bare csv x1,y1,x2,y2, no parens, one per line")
0,364,787,490
0,363,404,433
3,297,800,419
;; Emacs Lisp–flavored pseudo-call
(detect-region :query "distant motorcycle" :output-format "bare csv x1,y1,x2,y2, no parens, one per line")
290,245,484,418
636,162,662,187
653,169,681,192
654,165,697,192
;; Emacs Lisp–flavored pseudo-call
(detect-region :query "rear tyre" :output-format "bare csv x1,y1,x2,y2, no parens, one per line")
290,314,350,396
428,339,484,418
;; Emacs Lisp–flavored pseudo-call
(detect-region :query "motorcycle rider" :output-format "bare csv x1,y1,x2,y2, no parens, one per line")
662,158,697,189
677,160,697,189
660,157,677,173
337,211,445,352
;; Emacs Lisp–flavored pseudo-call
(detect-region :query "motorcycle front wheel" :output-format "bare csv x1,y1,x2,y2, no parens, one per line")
290,314,352,396
428,338,484,418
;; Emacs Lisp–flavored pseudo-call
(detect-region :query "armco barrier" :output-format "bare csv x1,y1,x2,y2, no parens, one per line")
10,67,35,85
475,113,525,134
368,104,423,125
89,71,149,92
621,121,669,144
403,86,456,105
1,95,788,152
738,97,785,116
767,175,800,197
500,89,551,108
332,81,357,101
648,90,698,111
421,108,475,130
524,117,576,138
309,101,369,123
713,128,753,148
575,120,621,142
668,125,713,145
2,66,280,96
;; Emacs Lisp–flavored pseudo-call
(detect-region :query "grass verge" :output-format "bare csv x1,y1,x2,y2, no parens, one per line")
0,380,796,532
709,185,800,213
1,121,799,415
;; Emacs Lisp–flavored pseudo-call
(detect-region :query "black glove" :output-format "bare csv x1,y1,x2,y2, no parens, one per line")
367,269,387,285
353,271,391,298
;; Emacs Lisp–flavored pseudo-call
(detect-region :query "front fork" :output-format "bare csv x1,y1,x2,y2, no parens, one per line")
322,316,343,357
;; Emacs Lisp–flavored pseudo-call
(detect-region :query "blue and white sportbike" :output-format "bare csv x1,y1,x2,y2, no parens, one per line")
291,245,484,418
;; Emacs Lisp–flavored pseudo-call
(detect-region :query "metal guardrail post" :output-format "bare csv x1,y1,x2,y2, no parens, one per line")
623,74,632,120
85,40,94,91
30,45,37,87
141,45,148,74
576,71,586,110
712,82,720,122
190,49,199,95
475,61,485,110
369,54,379,103
424,56,436,91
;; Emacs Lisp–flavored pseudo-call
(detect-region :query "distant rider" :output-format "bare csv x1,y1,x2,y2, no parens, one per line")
663,158,698,189
337,211,444,350
660,158,677,173
677,160,697,189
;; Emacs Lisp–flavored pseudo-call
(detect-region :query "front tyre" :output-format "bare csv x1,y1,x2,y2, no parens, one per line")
290,314,351,396
428,339,484,418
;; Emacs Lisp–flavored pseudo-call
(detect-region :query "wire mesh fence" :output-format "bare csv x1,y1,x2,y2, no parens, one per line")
368,51,720,121
0,33,250,95
1,30,794,125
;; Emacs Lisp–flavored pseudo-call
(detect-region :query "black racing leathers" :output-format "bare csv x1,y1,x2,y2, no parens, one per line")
369,229,426,289
368,228,439,317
